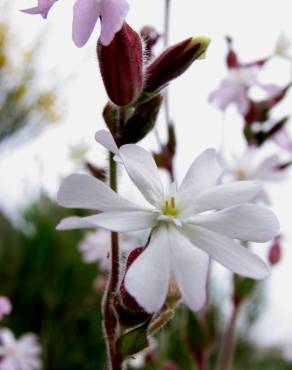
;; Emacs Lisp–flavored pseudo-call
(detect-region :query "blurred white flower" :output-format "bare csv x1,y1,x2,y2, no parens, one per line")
220,147,285,203
0,297,12,321
78,229,137,271
57,130,279,313
0,329,42,370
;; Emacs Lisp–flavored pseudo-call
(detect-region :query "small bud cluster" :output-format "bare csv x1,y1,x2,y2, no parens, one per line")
97,22,210,148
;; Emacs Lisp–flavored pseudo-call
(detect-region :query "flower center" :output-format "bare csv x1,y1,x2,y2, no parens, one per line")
162,197,179,217
236,168,247,180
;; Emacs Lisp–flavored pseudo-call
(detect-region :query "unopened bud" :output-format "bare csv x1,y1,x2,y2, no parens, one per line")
97,23,143,106
268,238,282,265
118,94,163,145
120,246,146,312
144,36,210,93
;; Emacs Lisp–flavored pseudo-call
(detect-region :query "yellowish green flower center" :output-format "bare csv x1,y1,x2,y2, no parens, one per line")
162,197,179,217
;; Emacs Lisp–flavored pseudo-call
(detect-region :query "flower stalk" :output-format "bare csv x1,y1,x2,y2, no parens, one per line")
217,300,240,370
102,109,126,370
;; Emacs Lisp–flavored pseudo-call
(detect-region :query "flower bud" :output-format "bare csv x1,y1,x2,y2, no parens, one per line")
120,246,146,312
268,238,282,265
144,36,210,93
118,94,163,145
97,23,143,106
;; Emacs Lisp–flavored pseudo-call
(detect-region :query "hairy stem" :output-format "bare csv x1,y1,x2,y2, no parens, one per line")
102,148,122,370
164,0,171,129
217,302,239,370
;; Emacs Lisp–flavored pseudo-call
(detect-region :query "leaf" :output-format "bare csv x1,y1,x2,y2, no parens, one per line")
116,320,150,360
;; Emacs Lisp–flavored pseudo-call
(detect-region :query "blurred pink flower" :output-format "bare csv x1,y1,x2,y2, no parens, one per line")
209,66,280,115
0,297,12,321
21,0,57,19
22,0,129,47
78,229,136,271
272,128,292,152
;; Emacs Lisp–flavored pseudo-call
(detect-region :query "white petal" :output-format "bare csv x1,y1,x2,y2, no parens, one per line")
57,210,157,232
168,227,209,311
178,149,221,207
183,224,270,279
195,181,261,212
57,173,142,211
188,204,279,242
125,226,170,313
118,144,164,206
95,129,119,155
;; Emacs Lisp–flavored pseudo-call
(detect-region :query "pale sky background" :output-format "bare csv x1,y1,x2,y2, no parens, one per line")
1,0,292,355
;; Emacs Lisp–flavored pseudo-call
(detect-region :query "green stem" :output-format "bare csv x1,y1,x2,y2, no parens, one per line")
217,302,239,370
102,151,122,370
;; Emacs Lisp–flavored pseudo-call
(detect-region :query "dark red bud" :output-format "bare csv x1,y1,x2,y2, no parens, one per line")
97,23,143,106
144,36,210,92
161,361,180,370
120,246,146,312
268,238,282,265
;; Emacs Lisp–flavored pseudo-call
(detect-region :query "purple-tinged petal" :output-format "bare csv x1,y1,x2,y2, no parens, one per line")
72,0,101,48
0,296,12,320
21,0,57,19
99,0,129,46
273,129,292,152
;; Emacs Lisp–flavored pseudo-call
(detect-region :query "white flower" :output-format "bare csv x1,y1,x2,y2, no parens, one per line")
209,66,279,115
57,130,279,313
0,329,42,370
78,229,137,270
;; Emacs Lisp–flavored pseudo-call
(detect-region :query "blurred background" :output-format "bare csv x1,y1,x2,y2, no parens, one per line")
0,0,292,368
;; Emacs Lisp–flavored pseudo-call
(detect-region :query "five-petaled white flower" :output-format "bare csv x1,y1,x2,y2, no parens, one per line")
0,329,42,370
57,130,279,313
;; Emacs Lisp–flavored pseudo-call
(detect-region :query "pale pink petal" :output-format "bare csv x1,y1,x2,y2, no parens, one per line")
72,0,101,47
57,173,143,211
118,144,164,207
178,149,221,208
168,227,209,311
183,224,270,279
95,130,119,155
21,0,57,18
187,204,279,242
96,130,164,207
57,209,156,232
125,226,170,313
194,181,261,212
0,297,12,320
273,129,292,152
99,0,129,46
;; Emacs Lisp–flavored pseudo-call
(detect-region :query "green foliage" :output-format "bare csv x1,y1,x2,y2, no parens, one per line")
0,195,106,370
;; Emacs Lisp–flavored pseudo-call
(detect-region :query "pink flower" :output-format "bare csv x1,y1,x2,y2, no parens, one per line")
272,128,292,152
209,66,280,116
22,0,129,47
21,0,57,19
0,297,12,321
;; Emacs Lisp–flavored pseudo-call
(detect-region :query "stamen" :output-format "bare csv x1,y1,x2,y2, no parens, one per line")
171,197,175,208
165,200,169,209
